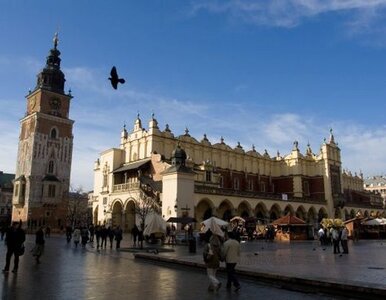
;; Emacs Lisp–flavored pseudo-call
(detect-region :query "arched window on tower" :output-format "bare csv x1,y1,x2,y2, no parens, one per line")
50,128,57,139
48,161,54,174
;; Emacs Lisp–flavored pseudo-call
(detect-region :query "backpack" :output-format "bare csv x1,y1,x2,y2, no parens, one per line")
203,244,213,263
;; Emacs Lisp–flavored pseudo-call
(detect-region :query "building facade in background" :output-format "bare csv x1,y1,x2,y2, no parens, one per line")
12,34,74,231
0,171,14,226
91,115,384,232
364,176,386,208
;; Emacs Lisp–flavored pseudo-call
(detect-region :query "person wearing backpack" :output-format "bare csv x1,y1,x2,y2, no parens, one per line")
203,231,222,292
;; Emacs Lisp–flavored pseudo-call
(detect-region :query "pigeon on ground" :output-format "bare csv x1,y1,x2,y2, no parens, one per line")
109,66,125,89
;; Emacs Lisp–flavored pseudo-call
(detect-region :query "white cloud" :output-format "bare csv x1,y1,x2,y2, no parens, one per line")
2,64,385,190
191,0,386,31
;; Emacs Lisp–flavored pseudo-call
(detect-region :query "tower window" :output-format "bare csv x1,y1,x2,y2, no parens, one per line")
14,184,19,197
48,184,56,197
48,161,54,174
50,128,57,139
21,183,26,197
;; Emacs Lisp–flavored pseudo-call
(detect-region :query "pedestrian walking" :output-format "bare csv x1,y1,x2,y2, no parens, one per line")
101,226,108,248
115,226,123,249
73,227,81,248
341,226,349,254
170,225,176,245
65,225,72,243
331,227,340,254
131,224,139,247
32,226,45,263
107,226,114,248
222,231,241,292
95,225,102,249
318,227,325,246
81,227,89,248
89,224,95,243
203,231,222,292
2,221,26,273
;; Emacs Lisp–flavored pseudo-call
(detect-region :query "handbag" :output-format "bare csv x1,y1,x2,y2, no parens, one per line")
18,244,25,256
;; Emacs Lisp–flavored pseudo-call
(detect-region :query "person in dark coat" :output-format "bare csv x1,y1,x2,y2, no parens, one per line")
88,224,95,243
81,227,89,248
114,226,123,249
33,227,45,263
2,221,26,273
107,226,115,248
65,225,73,243
101,226,108,248
131,224,139,247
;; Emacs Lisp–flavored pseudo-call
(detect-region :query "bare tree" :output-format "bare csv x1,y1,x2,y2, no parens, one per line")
133,190,161,248
66,186,89,228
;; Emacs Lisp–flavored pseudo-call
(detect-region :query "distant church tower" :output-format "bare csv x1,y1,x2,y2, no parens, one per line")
12,33,74,230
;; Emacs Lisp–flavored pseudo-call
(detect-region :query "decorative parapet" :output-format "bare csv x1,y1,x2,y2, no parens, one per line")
112,182,140,193
194,184,326,204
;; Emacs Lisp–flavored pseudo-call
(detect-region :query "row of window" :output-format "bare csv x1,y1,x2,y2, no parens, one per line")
14,183,56,198
207,171,311,195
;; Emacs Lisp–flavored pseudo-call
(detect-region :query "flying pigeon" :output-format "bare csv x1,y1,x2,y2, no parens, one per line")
109,66,125,89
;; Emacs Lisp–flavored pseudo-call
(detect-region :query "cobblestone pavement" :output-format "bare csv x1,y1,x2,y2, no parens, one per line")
0,234,338,300
135,237,386,299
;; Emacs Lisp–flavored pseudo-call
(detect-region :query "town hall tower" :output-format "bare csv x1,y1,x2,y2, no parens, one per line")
12,34,74,230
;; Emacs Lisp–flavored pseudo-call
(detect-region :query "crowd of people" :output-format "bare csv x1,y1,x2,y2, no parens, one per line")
66,224,123,250
318,226,349,254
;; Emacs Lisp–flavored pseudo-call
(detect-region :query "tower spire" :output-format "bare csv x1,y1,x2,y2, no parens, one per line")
53,32,59,49
34,32,66,94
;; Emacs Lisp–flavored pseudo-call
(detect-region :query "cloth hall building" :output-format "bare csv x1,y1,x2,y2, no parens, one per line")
91,115,384,232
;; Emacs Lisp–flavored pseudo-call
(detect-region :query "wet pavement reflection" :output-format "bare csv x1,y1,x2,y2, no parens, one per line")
0,234,338,299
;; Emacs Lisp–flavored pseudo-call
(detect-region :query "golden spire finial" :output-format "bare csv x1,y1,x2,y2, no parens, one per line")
53,32,59,49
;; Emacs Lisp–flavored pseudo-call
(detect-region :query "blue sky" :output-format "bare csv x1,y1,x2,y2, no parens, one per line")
1,0,386,191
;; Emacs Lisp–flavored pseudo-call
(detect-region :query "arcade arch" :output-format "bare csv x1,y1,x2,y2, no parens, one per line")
124,200,136,232
237,201,251,218
318,207,328,222
255,202,268,223
269,204,281,222
284,205,294,216
307,207,317,224
218,200,234,221
295,206,306,220
111,200,123,228
196,199,214,223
